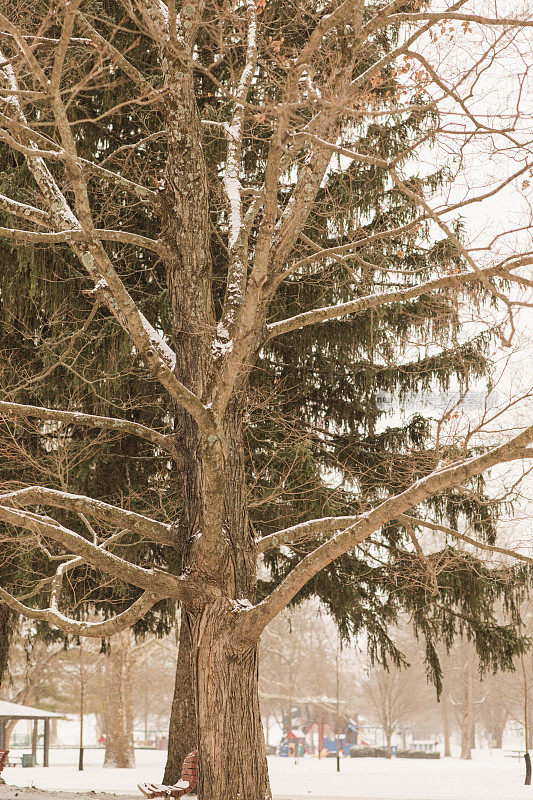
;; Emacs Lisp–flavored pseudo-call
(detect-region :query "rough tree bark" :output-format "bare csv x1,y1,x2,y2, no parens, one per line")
156,17,268,790
163,621,196,783
0,604,16,689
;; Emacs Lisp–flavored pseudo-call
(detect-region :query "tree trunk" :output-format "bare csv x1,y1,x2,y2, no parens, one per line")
159,44,267,796
160,53,214,782
469,718,476,753
163,619,197,783
460,664,473,760
441,692,451,757
104,630,135,768
193,604,271,800
493,723,504,750
0,603,16,689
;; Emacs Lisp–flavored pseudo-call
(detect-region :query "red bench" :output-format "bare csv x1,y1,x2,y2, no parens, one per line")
138,751,198,798
0,749,9,782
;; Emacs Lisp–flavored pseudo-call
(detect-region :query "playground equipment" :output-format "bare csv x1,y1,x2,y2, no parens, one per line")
280,720,417,758
321,722,359,757
278,730,308,758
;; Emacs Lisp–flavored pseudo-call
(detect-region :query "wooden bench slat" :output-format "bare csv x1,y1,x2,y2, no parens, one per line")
138,750,198,798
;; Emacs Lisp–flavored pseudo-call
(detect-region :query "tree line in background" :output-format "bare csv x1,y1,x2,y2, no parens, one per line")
1,601,531,766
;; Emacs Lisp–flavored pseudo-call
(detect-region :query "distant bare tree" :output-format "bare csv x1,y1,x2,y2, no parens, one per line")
359,643,432,753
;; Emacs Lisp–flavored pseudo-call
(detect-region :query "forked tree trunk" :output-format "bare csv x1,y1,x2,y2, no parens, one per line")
193,604,271,800
0,603,16,688
163,620,197,783
104,630,135,768
158,41,270,796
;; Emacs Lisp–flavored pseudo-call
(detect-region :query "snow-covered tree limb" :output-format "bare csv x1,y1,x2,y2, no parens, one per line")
0,486,175,547
256,516,359,554
0,224,163,253
0,585,161,637
242,427,533,637
266,257,533,340
0,400,173,452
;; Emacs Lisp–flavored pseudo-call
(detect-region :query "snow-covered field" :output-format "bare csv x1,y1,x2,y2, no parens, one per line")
0,749,529,800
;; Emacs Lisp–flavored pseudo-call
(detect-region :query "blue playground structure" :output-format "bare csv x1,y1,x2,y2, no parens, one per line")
321,722,359,757
278,729,308,757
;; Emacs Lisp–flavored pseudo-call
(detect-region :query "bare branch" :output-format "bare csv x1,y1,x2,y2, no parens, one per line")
0,504,182,597
0,48,212,425
0,224,163,253
0,585,160,637
219,0,258,331
75,10,152,89
0,486,175,547
399,514,533,566
266,257,533,339
0,193,55,227
256,516,359,554
390,12,533,28
0,400,172,452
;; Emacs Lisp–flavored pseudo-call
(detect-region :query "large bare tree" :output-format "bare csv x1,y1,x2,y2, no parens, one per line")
0,2,532,798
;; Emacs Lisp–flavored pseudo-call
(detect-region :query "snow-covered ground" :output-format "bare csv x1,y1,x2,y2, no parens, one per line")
0,748,529,800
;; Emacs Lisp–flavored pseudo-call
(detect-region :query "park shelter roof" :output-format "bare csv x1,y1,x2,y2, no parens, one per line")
0,700,63,720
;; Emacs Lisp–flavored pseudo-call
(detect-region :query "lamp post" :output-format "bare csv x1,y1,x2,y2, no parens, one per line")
79,639,84,771
336,633,340,773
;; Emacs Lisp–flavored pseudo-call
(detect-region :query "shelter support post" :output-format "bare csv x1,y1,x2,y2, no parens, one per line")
43,719,50,767
31,719,38,765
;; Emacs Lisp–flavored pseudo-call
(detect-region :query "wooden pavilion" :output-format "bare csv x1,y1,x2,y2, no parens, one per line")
0,700,63,767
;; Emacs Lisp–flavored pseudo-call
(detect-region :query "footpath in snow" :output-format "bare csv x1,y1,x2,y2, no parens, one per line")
0,748,529,800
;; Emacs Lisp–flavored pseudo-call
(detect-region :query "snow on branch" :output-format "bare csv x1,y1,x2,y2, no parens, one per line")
219,0,258,332
0,193,55,227
0,45,213,426
398,514,533,566
0,505,182,598
256,515,359,554
0,400,172,452
266,256,533,340
0,584,161,637
241,426,533,637
0,486,175,547
0,224,163,253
